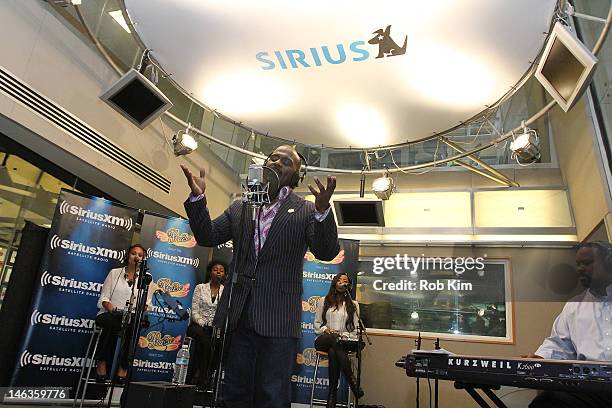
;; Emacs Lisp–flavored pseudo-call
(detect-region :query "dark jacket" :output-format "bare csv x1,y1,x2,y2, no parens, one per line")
184,192,339,338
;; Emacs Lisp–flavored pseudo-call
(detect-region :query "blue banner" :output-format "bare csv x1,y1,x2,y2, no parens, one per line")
292,239,360,405
11,190,138,389
133,213,203,381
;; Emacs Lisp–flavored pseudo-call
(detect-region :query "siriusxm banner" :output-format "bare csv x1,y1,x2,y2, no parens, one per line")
133,213,202,381
292,239,359,405
11,190,137,388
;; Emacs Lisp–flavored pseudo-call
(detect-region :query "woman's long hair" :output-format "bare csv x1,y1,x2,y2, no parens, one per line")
321,272,356,332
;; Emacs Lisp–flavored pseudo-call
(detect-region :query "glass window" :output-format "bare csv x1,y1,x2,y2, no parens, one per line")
0,137,110,310
356,256,512,342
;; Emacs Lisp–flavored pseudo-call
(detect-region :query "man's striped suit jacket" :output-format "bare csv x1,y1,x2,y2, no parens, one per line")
184,192,340,338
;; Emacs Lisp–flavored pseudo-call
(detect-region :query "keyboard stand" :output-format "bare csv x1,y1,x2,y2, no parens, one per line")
454,382,508,408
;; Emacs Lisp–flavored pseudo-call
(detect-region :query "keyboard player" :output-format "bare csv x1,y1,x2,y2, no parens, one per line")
528,241,612,408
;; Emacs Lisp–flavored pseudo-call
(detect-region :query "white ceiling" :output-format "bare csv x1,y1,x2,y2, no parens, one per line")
125,0,557,147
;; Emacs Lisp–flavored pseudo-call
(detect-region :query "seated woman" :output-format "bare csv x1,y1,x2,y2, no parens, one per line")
95,243,153,383
314,272,364,408
186,260,226,390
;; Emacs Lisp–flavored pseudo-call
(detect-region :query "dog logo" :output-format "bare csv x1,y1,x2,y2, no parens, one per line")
368,25,407,59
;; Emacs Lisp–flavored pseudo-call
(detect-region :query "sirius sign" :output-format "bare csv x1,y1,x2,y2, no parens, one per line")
125,0,558,147
256,25,407,70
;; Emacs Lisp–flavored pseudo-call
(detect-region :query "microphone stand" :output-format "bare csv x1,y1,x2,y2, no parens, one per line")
119,261,152,408
105,268,137,408
415,332,422,408
212,203,262,407
212,169,276,407
344,286,371,407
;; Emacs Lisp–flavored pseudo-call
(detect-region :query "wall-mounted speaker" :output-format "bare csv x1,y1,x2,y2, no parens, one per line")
535,22,598,112
333,198,385,227
100,69,173,129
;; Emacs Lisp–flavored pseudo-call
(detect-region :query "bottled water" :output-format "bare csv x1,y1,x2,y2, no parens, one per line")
172,344,190,385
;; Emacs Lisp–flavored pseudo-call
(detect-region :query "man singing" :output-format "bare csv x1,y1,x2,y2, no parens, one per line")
181,145,340,407
529,241,612,408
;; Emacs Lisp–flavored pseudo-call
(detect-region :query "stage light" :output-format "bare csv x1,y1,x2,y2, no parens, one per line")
510,123,540,164
372,173,395,200
411,311,419,320
172,130,198,156
478,308,485,317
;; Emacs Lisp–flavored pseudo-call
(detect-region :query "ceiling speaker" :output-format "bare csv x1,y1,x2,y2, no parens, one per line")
535,22,598,112
100,69,173,129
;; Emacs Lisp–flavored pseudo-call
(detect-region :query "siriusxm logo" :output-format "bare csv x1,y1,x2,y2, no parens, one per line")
216,240,233,249
49,234,125,261
20,350,90,368
256,25,406,71
59,200,133,231
291,374,329,386
40,271,102,293
133,359,174,370
303,271,337,281
30,309,94,329
146,248,200,268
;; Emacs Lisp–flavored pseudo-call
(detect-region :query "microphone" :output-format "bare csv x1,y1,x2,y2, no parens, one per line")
242,164,279,208
339,282,352,290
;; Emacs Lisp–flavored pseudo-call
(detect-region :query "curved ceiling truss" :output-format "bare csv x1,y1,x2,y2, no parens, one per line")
69,1,612,178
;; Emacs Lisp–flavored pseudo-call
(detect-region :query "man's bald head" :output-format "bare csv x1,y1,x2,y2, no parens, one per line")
266,145,302,188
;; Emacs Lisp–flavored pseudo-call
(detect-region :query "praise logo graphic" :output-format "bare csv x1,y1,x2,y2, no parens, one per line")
50,234,126,262
138,331,182,352
146,248,200,268
40,271,103,296
296,347,327,367
30,309,95,330
301,295,322,313
256,25,407,70
20,350,90,368
155,228,196,248
156,277,190,298
304,249,345,265
59,199,133,231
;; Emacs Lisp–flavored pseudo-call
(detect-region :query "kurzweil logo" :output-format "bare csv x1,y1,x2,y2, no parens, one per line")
20,350,90,368
133,359,174,370
30,309,94,329
40,271,102,295
59,200,133,231
146,248,199,268
256,25,407,70
448,358,514,370
50,234,125,261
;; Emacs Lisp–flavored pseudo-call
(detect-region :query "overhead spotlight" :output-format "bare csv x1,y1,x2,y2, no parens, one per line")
172,128,198,156
510,122,540,164
477,308,485,317
411,311,419,320
372,172,395,200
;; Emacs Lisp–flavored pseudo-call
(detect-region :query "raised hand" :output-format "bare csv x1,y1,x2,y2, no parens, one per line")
180,165,206,196
308,175,337,213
